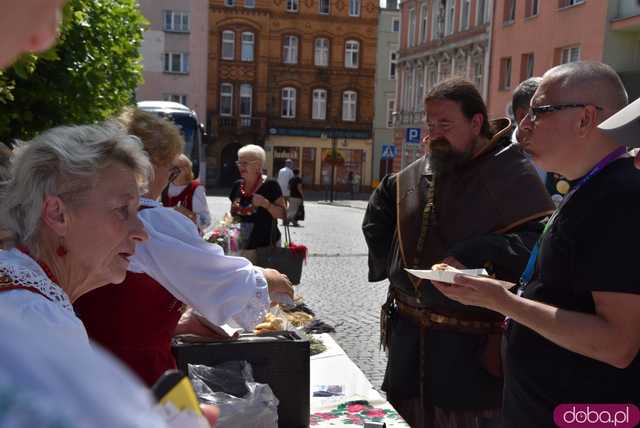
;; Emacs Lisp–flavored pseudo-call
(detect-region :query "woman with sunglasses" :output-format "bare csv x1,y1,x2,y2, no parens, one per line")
229,145,286,256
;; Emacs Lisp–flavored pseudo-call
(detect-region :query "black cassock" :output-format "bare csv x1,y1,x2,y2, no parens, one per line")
362,119,555,423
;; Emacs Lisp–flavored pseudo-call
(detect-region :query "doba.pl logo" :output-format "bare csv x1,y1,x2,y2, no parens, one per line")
554,404,640,427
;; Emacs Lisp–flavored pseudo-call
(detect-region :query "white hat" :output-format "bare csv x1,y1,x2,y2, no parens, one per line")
598,97,640,148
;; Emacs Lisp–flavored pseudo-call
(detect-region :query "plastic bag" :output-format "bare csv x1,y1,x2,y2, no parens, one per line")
188,361,279,428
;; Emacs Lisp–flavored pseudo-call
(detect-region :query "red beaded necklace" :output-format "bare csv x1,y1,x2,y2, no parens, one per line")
234,176,263,216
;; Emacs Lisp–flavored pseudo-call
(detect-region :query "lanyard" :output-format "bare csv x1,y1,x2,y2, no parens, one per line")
516,146,627,294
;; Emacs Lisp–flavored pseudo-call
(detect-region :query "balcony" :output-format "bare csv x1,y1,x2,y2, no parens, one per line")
213,115,267,138
393,110,424,127
611,0,640,32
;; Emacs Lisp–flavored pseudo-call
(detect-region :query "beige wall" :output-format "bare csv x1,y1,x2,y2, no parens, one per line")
488,0,609,119
136,0,208,122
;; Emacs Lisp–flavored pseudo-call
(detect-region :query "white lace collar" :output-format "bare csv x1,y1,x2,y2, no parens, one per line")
139,196,162,208
0,248,74,314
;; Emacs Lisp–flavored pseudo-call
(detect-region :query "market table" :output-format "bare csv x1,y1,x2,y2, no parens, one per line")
309,334,409,427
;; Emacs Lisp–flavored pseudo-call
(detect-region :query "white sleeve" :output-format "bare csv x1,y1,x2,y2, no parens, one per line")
192,186,212,231
129,207,270,329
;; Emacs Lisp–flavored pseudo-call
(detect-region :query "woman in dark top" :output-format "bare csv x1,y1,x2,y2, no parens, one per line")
229,144,286,250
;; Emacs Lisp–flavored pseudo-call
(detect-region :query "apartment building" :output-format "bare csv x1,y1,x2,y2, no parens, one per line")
136,0,209,122
208,0,378,189
392,0,493,171
372,0,401,183
488,0,640,119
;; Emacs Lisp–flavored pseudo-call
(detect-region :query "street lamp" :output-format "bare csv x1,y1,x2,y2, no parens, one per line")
321,127,338,203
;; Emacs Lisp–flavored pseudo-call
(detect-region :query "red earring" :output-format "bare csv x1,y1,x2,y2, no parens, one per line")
56,244,67,257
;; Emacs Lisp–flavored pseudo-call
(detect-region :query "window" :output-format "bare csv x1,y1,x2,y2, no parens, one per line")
163,52,189,73
431,0,441,39
319,0,330,14
282,87,296,118
349,0,360,16
163,94,188,105
473,62,483,90
224,0,235,7
404,70,413,110
241,32,254,61
244,0,255,8
560,46,580,64
460,0,471,30
163,11,190,32
521,53,535,80
240,84,253,119
415,67,424,110
407,9,416,47
283,35,299,64
312,89,327,120
222,31,235,60
504,0,516,23
559,0,584,8
342,91,357,121
392,17,400,32
287,0,298,11
477,0,489,25
220,83,233,116
386,98,395,128
427,66,438,91
420,4,428,42
389,51,397,79
445,0,455,36
314,38,329,66
345,40,359,68
499,57,512,90
525,0,539,17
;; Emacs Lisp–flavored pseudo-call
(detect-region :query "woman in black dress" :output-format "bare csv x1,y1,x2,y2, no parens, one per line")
229,144,286,250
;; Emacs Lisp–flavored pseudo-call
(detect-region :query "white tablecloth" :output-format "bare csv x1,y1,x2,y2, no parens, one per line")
309,334,409,427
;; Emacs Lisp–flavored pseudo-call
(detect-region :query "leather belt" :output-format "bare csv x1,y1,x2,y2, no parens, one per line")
394,292,504,334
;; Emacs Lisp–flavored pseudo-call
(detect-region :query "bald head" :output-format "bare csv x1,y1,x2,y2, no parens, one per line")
542,62,628,116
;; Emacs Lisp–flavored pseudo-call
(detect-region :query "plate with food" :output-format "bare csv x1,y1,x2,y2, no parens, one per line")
405,264,516,289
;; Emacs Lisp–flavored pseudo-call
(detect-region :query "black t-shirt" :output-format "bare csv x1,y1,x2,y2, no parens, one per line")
229,178,282,249
289,176,303,199
503,158,640,428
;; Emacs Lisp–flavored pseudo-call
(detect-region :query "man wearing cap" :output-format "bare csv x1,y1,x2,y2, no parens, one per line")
434,61,640,428
599,95,640,168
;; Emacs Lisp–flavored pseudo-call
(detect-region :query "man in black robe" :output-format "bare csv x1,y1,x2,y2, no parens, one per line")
362,78,555,428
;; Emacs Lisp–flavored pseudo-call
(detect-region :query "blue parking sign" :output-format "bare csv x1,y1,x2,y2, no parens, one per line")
405,128,421,144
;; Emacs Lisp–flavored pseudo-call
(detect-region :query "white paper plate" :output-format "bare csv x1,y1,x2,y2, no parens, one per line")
405,268,487,284
405,268,516,289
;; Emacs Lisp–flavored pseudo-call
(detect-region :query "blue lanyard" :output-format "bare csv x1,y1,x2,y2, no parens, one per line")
516,146,627,295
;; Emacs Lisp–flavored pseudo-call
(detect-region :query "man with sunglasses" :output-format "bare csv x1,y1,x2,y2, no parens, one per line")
433,61,640,428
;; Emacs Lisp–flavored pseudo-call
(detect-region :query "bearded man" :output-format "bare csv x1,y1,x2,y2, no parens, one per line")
362,78,555,428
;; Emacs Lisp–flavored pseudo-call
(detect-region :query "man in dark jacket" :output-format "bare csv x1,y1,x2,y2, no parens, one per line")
363,78,554,428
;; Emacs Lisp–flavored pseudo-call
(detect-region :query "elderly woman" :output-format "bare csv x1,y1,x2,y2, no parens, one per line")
0,124,185,426
229,144,286,250
161,154,212,234
75,109,293,387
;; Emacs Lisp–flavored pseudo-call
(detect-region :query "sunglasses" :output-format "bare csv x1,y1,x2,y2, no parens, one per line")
168,166,181,183
527,104,603,122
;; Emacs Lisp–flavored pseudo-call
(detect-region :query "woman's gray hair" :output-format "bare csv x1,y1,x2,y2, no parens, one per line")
238,144,266,165
0,122,153,246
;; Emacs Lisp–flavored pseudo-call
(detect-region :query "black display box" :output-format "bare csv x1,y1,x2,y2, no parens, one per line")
172,331,310,428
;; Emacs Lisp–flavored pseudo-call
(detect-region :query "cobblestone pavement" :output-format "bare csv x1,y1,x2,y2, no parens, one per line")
207,196,388,391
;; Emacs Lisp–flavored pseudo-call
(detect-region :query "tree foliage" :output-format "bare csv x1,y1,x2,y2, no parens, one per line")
0,0,147,143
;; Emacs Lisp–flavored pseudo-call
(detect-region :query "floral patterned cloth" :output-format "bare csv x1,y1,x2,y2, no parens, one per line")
310,400,409,427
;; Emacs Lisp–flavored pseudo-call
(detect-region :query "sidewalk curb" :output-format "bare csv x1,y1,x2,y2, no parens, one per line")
315,201,367,210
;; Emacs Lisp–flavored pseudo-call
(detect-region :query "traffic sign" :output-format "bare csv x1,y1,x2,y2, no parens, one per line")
405,128,421,144
381,144,397,160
